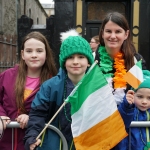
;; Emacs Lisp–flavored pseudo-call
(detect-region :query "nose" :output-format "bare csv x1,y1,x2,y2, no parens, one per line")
142,99,147,104
31,51,37,57
110,32,116,39
73,57,79,64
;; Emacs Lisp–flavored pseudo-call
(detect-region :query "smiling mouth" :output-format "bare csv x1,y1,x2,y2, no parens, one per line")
141,106,147,109
31,60,38,62
109,40,117,42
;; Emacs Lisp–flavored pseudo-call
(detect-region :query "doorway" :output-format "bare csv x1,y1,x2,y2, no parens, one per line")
83,1,131,42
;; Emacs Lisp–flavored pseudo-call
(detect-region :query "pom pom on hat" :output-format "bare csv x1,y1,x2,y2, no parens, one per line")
135,70,150,91
59,29,94,68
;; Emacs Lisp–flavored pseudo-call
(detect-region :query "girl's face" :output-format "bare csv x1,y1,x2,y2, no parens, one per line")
21,38,46,74
134,88,150,111
65,54,90,81
102,21,129,57
90,38,99,52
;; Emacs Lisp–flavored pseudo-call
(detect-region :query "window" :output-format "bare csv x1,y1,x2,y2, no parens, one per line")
87,2,125,21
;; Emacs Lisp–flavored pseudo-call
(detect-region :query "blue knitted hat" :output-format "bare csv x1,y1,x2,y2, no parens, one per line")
59,29,94,68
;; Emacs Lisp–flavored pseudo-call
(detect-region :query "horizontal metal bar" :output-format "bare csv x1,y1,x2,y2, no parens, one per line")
130,121,150,127
7,121,150,127
6,122,68,150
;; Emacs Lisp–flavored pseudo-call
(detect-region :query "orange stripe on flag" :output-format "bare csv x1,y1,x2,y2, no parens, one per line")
123,72,142,89
73,111,127,150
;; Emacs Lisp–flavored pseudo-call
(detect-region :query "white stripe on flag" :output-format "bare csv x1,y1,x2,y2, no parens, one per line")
130,65,143,82
71,84,117,137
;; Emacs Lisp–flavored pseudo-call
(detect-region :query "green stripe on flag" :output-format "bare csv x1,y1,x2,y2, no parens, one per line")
136,60,142,69
67,65,108,115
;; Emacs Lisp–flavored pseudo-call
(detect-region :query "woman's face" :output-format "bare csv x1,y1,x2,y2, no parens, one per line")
102,20,129,57
90,38,99,52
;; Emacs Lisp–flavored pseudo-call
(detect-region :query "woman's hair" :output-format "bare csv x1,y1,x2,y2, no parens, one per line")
15,31,57,114
92,35,100,44
99,12,136,71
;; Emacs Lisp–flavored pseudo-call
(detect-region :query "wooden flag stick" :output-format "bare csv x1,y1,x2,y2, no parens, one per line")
36,101,66,140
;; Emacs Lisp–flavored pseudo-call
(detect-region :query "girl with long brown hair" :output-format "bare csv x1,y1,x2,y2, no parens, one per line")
0,31,57,150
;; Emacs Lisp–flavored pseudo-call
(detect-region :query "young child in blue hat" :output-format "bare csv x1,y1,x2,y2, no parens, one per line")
114,70,150,150
24,29,94,150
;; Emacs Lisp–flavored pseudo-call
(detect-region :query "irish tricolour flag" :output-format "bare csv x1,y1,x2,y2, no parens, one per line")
65,62,127,150
123,60,143,89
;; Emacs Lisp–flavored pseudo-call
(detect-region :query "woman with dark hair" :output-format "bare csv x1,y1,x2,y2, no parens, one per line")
95,12,146,106
0,31,57,150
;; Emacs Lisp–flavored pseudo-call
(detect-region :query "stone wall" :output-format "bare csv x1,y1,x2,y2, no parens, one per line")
0,0,47,35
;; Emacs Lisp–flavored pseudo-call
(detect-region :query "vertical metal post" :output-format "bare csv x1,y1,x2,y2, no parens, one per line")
12,128,14,150
129,128,131,150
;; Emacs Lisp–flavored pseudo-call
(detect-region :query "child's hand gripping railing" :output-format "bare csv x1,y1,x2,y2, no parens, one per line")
0,120,68,150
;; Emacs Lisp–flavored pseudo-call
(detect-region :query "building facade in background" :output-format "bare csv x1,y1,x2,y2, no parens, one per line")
41,3,55,17
0,0,48,73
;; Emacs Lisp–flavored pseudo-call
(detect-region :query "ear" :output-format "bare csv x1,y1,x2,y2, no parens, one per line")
87,64,90,67
21,50,25,60
124,30,129,40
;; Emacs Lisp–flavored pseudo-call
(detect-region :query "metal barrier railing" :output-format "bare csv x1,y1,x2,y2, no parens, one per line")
129,121,150,150
6,122,68,150
5,121,150,150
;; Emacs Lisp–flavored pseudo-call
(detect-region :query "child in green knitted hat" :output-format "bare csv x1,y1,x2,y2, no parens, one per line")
24,29,94,150
114,70,150,150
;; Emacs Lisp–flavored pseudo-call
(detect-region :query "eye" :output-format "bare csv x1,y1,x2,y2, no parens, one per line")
105,30,111,33
37,49,43,52
26,49,32,53
137,95,143,99
116,30,122,34
67,55,73,59
79,55,85,58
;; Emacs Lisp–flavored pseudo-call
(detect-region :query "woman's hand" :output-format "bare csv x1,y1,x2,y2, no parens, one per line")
30,139,41,150
126,90,135,105
0,116,11,129
16,114,29,129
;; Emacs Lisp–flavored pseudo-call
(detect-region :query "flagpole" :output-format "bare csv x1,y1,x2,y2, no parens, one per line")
36,101,66,140
36,60,98,140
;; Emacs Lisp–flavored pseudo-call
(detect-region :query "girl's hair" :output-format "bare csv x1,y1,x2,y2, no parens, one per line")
15,31,57,114
99,12,136,71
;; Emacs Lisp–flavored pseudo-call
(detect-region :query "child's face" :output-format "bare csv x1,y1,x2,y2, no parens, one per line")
21,38,46,74
134,88,150,111
65,54,90,79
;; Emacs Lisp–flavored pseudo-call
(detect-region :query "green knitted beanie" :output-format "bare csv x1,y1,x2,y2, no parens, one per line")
59,29,94,68
135,70,150,91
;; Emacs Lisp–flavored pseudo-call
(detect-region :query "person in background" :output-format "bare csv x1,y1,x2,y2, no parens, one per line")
0,31,57,150
95,12,147,106
24,29,94,150
117,70,150,150
90,35,100,59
